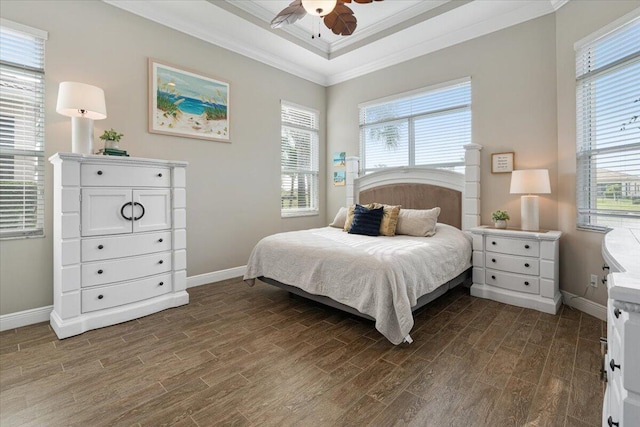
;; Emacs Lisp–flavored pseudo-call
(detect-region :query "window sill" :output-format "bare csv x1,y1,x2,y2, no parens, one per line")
281,211,319,219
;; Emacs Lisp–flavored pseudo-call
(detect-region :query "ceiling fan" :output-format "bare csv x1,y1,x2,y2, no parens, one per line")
270,0,384,37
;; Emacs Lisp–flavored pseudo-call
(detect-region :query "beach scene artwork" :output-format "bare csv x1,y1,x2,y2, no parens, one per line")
333,151,346,167
149,59,230,142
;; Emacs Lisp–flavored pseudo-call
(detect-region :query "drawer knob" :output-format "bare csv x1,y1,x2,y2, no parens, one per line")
524,263,530,268
608,416,619,427
158,238,164,243
491,241,496,245
524,244,530,249
602,276,607,285
491,258,496,263
98,294,104,300
159,281,164,286
97,170,103,175
524,281,530,286
614,308,621,318
491,275,496,280
609,359,621,371
97,269,103,274
159,260,164,264
158,173,163,177
602,264,610,271
98,244,104,250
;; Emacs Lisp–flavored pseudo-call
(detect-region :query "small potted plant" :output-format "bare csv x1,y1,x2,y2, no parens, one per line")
491,210,510,229
99,128,124,150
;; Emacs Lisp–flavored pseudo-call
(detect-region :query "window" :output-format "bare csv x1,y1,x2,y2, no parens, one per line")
0,20,47,239
575,12,640,230
280,101,319,217
359,78,471,173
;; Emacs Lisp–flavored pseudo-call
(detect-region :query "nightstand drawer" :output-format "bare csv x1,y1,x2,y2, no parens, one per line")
485,236,540,257
486,253,539,275
485,269,540,294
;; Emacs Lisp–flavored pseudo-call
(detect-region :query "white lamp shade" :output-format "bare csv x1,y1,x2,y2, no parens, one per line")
56,82,107,120
510,169,551,194
301,0,337,16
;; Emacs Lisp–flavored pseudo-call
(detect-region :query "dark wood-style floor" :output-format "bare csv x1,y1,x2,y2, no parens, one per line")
1,278,605,426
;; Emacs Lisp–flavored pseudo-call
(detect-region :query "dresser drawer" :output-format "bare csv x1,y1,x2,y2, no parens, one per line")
485,236,540,257
485,269,540,294
82,231,171,262
82,251,172,287
486,252,539,275
81,163,170,187
81,273,171,313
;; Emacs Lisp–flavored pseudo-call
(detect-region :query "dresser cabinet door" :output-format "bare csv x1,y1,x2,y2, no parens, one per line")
132,189,171,233
81,189,133,237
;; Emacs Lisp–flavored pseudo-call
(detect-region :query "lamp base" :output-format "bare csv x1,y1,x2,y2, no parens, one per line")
521,195,539,231
71,116,95,155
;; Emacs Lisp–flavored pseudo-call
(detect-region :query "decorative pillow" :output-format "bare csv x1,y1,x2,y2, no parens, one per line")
348,204,384,236
395,207,441,237
370,203,401,236
343,203,375,232
329,207,348,228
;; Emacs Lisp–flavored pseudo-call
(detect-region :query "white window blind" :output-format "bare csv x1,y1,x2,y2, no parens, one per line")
0,21,46,239
359,79,471,173
280,101,319,217
576,13,640,231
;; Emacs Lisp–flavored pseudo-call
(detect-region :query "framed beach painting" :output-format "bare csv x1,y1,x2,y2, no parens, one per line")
149,58,230,142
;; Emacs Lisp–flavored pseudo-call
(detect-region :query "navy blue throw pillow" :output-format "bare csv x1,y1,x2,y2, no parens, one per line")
348,204,384,236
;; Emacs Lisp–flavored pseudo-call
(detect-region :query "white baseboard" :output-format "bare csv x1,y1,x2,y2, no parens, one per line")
560,290,607,321
0,266,247,332
0,305,53,332
186,265,246,288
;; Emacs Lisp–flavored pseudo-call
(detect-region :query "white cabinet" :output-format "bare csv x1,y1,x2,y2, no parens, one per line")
602,228,640,427
470,226,562,314
49,153,188,339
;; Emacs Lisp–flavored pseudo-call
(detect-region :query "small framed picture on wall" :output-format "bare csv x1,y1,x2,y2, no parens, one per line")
491,152,515,173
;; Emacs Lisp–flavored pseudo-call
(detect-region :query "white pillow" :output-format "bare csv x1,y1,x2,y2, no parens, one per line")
329,207,348,228
395,207,441,237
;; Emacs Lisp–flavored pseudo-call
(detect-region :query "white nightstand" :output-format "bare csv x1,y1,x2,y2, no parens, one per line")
470,226,562,314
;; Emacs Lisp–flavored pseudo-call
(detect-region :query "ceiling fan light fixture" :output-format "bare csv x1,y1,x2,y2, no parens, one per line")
301,0,337,17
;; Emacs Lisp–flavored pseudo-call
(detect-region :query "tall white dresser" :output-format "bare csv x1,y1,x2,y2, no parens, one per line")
602,228,640,427
49,153,189,339
470,226,562,314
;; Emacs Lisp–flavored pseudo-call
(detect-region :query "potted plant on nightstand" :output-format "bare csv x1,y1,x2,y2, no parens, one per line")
491,210,510,229
99,128,124,150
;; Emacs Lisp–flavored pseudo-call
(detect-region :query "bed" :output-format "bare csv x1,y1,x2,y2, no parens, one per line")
244,145,482,344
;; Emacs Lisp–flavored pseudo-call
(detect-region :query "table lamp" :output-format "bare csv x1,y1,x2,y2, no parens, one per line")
509,169,550,231
56,82,107,154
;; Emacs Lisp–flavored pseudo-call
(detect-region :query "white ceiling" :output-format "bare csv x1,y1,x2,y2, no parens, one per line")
104,0,568,86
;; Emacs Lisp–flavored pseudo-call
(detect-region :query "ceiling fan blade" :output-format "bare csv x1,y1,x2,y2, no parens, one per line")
270,0,306,29
323,3,357,36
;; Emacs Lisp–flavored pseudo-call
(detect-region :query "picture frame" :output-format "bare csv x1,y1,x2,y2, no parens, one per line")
148,58,230,142
491,152,515,173
333,151,346,167
334,171,346,186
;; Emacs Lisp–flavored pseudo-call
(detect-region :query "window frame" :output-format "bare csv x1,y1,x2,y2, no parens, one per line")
358,77,471,174
280,100,320,218
0,19,48,240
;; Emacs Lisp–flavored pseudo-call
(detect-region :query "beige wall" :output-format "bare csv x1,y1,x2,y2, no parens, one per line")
555,1,640,306
327,15,559,233
0,0,327,315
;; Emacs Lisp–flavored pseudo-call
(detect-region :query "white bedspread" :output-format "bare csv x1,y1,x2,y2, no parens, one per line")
243,224,471,345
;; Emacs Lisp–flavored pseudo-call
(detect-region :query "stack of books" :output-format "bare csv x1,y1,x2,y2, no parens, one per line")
97,148,130,157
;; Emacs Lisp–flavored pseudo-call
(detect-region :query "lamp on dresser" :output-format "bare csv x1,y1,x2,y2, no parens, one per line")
509,169,551,231
56,82,107,155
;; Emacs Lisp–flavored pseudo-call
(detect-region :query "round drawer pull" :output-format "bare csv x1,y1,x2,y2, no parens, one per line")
491,241,496,245
610,359,621,371
157,173,163,177
98,295,104,300
524,263,530,268
97,170,103,175
158,260,164,264
524,281,530,286
614,308,621,318
158,238,164,243
491,275,496,280
608,416,619,427
98,244,104,250
97,269,103,274
159,282,164,286
491,258,496,263
524,244,530,249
